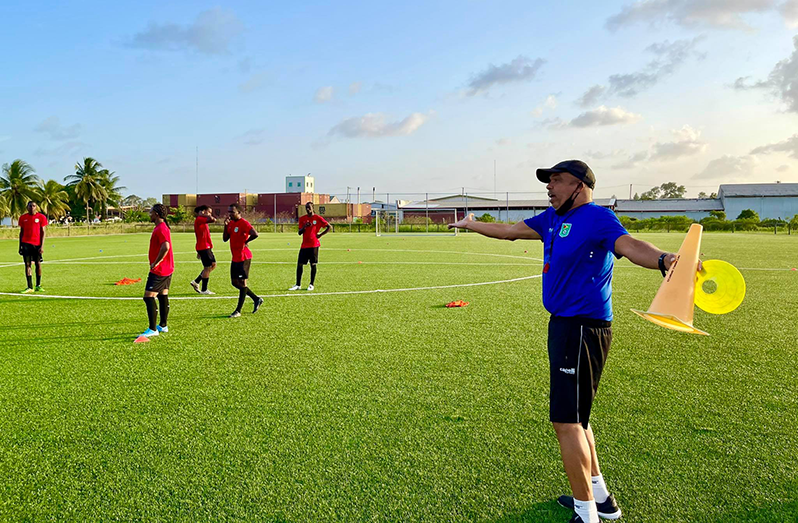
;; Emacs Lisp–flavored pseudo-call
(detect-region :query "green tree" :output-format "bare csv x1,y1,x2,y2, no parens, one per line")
476,213,496,223
736,209,759,221
697,191,708,199
790,214,798,231
0,194,9,219
35,179,71,220
659,182,686,199
122,194,145,209
123,209,149,223
0,160,40,219
639,187,661,200
65,158,108,223
98,169,126,220
167,205,189,224
709,210,726,221
144,197,158,208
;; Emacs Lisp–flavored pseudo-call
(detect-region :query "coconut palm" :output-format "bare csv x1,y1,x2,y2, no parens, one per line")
98,169,125,220
0,194,9,220
35,179,71,221
1,160,40,220
65,157,107,223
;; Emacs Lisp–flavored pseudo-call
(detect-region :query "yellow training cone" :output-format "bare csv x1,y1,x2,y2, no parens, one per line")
631,223,709,335
695,260,746,315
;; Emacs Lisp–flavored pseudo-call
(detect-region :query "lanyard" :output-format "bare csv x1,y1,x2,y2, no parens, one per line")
543,206,582,274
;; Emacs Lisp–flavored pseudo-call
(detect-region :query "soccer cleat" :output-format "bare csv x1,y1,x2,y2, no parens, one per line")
253,297,264,314
139,328,159,338
157,325,169,333
20,288,34,294
558,495,622,520
199,290,215,295
228,311,242,318
34,285,45,292
307,284,314,291
190,280,200,293
289,285,301,291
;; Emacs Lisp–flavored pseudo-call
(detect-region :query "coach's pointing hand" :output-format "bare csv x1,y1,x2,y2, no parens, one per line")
448,213,475,230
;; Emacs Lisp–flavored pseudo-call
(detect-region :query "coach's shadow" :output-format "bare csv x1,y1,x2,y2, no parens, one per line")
494,500,570,522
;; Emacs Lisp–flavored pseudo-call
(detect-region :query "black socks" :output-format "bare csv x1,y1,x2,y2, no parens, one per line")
157,294,169,327
201,277,209,292
310,264,317,285
144,296,157,331
296,265,303,286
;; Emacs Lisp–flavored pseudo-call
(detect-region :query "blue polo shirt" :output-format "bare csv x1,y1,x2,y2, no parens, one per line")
524,203,628,321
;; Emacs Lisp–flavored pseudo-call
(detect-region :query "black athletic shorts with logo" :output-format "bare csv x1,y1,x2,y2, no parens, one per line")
548,315,612,429
231,259,251,280
297,247,319,265
19,242,43,263
145,272,172,293
197,248,216,268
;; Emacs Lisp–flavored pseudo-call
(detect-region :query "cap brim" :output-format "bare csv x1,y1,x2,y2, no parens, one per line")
535,168,566,184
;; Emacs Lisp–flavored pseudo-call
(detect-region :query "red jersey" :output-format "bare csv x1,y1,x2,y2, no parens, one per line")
19,213,48,245
149,222,174,276
226,218,253,262
194,216,213,251
298,214,329,248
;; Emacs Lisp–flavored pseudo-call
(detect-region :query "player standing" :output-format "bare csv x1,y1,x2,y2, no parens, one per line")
289,202,331,291
140,204,174,338
18,201,48,293
190,205,217,295
223,203,263,318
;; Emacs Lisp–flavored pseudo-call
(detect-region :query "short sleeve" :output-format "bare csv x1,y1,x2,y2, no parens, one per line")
523,210,549,239
41,215,48,227
317,215,329,227
243,219,253,233
595,209,628,258
154,225,167,244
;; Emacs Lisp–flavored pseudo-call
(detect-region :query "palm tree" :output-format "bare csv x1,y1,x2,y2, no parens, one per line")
35,179,71,221
0,194,9,220
0,160,40,220
98,169,125,220
65,157,107,223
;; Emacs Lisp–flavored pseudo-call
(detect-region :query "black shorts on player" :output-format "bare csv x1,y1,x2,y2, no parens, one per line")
297,247,319,265
145,272,172,293
19,242,43,263
547,315,612,430
230,259,251,281
197,248,216,268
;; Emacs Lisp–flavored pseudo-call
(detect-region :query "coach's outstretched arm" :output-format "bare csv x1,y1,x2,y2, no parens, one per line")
449,213,541,241
614,234,702,272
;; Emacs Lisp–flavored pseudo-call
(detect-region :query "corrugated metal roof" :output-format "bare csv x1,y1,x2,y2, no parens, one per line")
614,198,723,212
719,183,798,197
400,198,615,210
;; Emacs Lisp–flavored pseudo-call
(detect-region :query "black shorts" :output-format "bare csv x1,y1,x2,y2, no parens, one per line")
298,247,319,265
19,243,42,263
231,259,251,281
145,272,172,293
548,316,612,429
197,249,216,267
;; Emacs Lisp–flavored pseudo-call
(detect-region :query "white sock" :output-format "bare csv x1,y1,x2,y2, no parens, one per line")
573,498,599,523
591,474,609,503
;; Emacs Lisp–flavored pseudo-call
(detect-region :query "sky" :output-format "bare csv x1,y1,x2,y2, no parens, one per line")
1,0,797,201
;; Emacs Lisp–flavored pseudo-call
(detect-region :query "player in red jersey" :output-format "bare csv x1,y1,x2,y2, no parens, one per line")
289,202,331,291
140,204,174,339
190,205,217,295
223,203,263,318
18,201,48,293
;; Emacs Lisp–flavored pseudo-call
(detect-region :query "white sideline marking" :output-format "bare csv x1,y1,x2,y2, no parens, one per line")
0,274,541,301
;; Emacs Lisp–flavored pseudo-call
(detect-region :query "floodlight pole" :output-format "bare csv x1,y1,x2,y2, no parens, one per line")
425,192,429,233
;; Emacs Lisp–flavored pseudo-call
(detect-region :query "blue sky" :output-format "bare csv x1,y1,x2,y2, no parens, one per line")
1,0,797,200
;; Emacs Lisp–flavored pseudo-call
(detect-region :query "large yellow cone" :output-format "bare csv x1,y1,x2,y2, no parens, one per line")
631,223,709,335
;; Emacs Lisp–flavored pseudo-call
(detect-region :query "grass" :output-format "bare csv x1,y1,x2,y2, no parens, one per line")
0,231,796,522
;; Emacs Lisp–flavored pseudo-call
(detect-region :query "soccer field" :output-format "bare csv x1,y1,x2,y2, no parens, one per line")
0,231,796,522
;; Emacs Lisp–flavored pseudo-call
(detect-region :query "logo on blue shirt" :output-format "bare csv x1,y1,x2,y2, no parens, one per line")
559,223,572,238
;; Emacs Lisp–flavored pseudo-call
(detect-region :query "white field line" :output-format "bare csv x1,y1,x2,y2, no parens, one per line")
0,274,542,301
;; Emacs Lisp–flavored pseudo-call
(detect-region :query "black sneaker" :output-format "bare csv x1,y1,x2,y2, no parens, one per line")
253,297,264,314
558,494,622,520
568,515,586,523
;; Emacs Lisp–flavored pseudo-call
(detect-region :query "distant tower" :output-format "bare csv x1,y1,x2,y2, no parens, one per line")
286,174,315,193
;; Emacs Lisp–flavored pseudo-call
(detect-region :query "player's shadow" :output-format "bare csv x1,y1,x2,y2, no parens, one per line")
493,500,570,522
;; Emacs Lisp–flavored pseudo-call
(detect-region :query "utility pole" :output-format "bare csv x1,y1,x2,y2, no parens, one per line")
494,159,497,198
196,146,199,194
629,184,632,199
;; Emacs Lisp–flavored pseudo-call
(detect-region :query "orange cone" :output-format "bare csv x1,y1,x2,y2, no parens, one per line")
631,223,709,335
134,335,150,343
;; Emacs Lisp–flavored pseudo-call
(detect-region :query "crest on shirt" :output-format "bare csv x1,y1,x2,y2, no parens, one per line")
34,219,40,223
234,227,239,233
559,223,572,238
312,220,317,225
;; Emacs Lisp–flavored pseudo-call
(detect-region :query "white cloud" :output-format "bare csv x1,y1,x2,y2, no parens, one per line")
327,112,428,139
314,86,334,103
348,82,362,95
606,0,777,31
576,85,606,108
650,125,708,160
584,149,628,160
611,150,651,169
128,8,244,55
496,138,511,146
34,116,81,140
776,164,791,172
237,128,266,146
568,106,642,127
531,94,558,116
750,133,798,157
782,0,798,27
742,35,798,112
34,141,88,157
693,155,758,180
466,55,545,96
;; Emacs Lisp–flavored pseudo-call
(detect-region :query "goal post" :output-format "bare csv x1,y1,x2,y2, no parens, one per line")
375,208,459,236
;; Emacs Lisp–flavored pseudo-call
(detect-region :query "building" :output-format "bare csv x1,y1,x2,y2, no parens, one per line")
286,175,315,193
614,198,723,221
256,192,330,222
718,183,798,220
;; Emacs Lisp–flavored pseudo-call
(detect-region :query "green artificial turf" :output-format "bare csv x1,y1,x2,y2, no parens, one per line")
0,231,795,522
